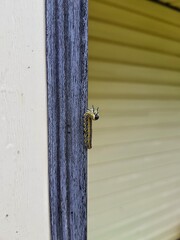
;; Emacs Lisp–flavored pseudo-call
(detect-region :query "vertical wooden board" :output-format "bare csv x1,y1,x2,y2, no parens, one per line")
46,0,88,239
0,0,50,239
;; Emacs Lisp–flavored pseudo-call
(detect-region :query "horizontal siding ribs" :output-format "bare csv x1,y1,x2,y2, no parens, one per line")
89,161,180,198
89,81,180,99
89,193,180,231
89,41,180,71
89,19,180,57
89,1,180,42
89,15,180,44
88,0,180,239
99,0,180,27
89,202,180,240
89,148,180,182
93,128,180,146
89,142,180,167
89,176,180,215
89,34,180,58
89,57,180,73
89,61,180,86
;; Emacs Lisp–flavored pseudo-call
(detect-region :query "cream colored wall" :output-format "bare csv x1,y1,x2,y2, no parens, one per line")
0,1,50,239
88,1,180,240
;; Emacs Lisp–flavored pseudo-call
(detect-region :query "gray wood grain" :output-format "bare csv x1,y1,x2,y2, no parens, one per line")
46,1,88,239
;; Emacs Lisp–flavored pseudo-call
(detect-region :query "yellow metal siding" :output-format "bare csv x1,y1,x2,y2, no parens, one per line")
160,0,180,9
88,1,180,240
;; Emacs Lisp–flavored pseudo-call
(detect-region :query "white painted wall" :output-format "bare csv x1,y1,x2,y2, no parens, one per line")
0,0,50,239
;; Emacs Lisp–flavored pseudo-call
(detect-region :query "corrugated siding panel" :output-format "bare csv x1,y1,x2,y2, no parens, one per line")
88,1,180,240
160,0,180,9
